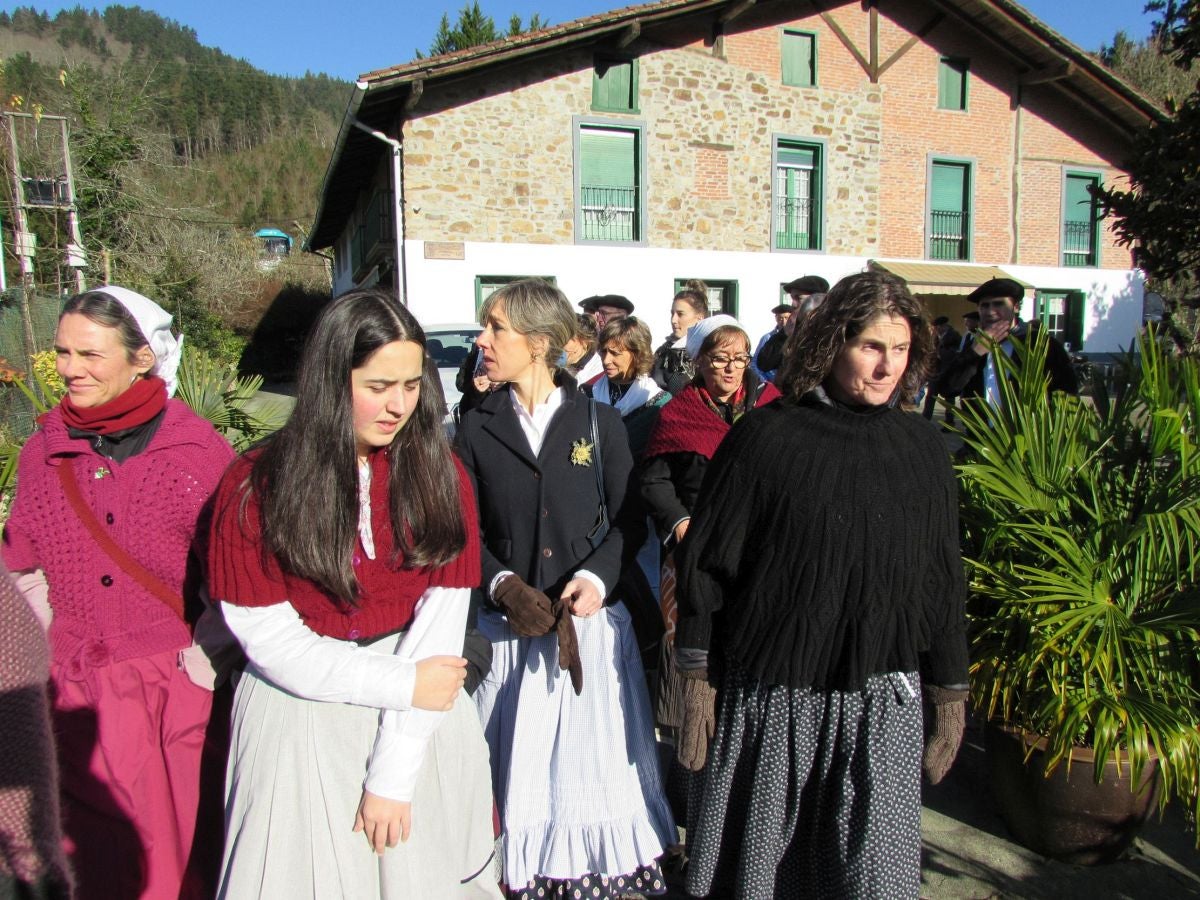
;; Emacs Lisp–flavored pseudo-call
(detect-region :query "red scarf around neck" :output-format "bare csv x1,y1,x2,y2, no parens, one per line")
59,375,167,435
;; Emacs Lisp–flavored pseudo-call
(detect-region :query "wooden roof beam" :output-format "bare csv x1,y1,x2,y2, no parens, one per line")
1020,62,1075,86
615,22,641,49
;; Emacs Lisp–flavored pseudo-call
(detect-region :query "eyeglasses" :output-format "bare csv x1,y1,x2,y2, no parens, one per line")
708,353,751,369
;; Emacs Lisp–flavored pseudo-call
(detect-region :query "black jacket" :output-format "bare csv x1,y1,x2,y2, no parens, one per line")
941,320,1077,400
455,374,647,606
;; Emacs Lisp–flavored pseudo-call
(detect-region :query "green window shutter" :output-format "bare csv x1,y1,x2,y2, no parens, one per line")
1066,291,1085,349
1064,174,1096,224
775,140,821,250
579,126,638,241
930,161,970,260
782,31,815,87
1064,173,1099,266
593,59,634,112
580,128,636,187
778,145,815,168
938,58,967,110
931,162,967,211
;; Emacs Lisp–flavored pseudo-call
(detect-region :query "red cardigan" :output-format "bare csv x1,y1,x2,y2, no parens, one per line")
207,449,480,641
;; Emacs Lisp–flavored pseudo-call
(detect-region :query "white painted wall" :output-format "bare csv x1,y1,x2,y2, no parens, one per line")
399,240,865,348
1006,264,1145,355
333,237,1144,355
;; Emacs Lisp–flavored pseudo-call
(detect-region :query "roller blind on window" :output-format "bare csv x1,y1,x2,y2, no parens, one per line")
580,128,636,188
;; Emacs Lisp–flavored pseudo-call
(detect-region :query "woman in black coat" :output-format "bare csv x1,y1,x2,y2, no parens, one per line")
455,279,674,900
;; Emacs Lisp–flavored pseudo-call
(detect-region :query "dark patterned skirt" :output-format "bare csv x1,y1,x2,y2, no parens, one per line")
685,666,923,900
509,861,666,898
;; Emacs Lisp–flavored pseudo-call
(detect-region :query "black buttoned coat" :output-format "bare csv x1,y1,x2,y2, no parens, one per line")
455,374,647,606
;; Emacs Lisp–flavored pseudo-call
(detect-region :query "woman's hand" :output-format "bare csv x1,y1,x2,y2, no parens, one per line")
562,576,602,617
412,655,467,710
353,790,412,853
673,519,690,545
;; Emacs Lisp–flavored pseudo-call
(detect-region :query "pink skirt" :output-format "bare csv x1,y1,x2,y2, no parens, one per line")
51,644,225,900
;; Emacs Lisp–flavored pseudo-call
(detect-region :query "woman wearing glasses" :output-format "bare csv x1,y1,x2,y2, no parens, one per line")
640,316,778,812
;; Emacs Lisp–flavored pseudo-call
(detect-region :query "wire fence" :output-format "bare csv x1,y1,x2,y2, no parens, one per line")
0,288,62,441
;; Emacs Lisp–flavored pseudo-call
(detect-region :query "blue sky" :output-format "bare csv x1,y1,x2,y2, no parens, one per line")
4,0,1159,80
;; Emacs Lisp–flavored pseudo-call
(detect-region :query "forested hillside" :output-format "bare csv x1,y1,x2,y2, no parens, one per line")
0,5,348,365
0,5,348,225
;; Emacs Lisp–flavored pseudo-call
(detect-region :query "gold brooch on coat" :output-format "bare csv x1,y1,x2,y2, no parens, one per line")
570,438,594,467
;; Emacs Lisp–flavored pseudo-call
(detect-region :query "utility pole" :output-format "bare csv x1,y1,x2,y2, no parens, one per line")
4,112,38,379
3,110,88,376
59,115,86,295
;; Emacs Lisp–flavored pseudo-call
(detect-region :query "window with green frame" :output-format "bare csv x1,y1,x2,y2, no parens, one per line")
1036,290,1084,351
1063,172,1101,267
474,275,557,311
673,278,738,317
592,57,638,113
774,140,822,251
937,58,968,110
781,30,816,87
929,160,971,260
578,124,640,243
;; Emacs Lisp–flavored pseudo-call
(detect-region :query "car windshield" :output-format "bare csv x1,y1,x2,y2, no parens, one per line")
426,329,480,369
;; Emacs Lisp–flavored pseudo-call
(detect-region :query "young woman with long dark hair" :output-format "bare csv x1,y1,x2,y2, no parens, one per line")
207,288,500,898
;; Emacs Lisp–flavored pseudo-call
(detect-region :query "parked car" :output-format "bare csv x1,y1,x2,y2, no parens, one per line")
425,324,482,424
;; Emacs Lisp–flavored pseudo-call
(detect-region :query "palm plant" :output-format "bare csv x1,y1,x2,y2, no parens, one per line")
173,344,289,452
957,326,1200,824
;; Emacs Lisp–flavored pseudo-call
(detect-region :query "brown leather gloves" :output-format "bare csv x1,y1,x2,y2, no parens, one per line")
494,576,582,694
677,670,717,772
923,684,968,784
493,576,556,637
551,598,583,695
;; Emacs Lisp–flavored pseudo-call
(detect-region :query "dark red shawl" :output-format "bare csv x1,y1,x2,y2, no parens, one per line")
643,382,780,461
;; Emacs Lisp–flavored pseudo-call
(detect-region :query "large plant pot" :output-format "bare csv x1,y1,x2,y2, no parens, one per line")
985,722,1161,864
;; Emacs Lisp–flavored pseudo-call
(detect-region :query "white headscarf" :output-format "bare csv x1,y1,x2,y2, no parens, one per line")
91,286,184,397
685,314,743,360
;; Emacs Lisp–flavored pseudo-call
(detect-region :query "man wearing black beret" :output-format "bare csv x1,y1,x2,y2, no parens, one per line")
783,275,830,305
581,294,634,329
751,303,794,382
941,277,1077,408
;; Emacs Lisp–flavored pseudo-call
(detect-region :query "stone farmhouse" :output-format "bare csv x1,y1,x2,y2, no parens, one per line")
307,0,1160,353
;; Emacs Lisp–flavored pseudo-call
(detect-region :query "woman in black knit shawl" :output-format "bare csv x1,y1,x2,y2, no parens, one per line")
673,272,969,900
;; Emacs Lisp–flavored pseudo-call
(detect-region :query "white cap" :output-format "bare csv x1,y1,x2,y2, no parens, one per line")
91,286,184,397
685,314,743,360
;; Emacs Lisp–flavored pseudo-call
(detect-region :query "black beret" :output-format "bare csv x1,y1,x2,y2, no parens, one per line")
771,303,793,314
783,275,830,295
968,277,1024,304
578,295,601,312
591,294,634,313
933,315,950,326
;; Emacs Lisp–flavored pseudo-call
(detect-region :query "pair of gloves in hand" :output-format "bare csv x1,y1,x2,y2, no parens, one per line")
494,576,583,694
674,671,968,784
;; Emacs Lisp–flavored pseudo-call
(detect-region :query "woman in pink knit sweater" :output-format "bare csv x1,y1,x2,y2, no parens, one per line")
2,287,234,899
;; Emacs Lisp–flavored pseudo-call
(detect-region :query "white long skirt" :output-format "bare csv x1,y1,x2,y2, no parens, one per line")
475,602,676,889
219,634,501,900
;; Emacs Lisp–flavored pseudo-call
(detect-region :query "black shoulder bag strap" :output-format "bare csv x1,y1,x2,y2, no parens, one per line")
586,399,610,550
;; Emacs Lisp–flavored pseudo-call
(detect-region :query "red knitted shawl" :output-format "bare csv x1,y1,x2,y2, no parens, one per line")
207,449,481,641
644,382,780,461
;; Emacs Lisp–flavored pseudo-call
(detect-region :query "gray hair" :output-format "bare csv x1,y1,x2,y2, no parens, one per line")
479,279,576,369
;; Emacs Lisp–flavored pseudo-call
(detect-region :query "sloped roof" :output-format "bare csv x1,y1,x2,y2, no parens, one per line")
308,0,1162,250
